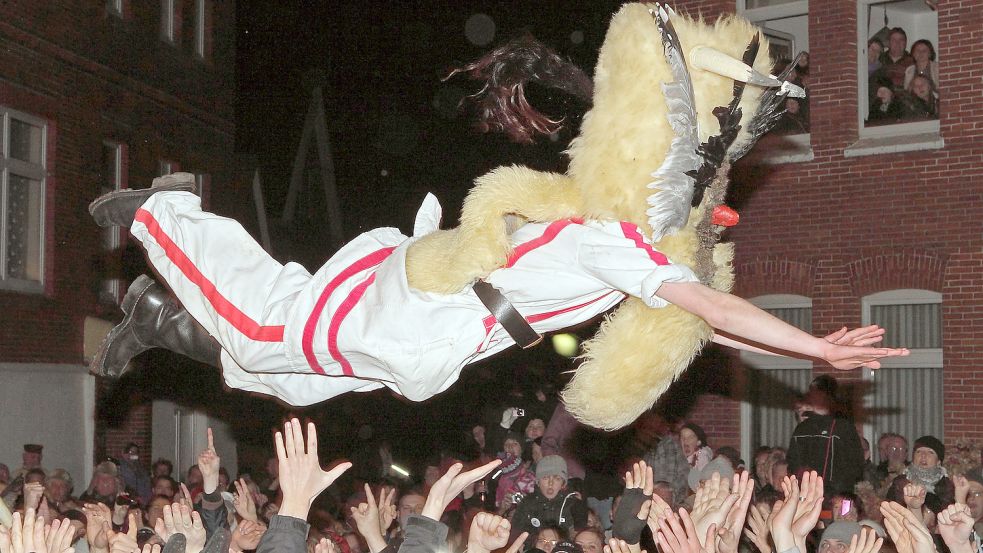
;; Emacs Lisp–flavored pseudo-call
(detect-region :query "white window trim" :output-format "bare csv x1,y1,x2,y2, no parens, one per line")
106,0,123,18
194,0,207,60
852,0,942,153
0,107,47,293
860,289,943,446
158,159,179,177
161,0,176,44
101,141,124,304
739,293,812,462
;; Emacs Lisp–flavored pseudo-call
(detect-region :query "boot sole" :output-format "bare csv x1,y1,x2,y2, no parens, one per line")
89,275,158,378
88,181,196,226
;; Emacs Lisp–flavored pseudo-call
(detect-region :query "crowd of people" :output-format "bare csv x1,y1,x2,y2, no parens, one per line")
0,376,980,553
866,27,940,124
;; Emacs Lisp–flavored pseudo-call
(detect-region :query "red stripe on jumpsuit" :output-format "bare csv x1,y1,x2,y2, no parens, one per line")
301,248,395,375
134,208,284,342
619,222,671,265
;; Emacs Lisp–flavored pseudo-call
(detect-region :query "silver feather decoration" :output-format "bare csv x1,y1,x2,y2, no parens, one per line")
645,4,702,242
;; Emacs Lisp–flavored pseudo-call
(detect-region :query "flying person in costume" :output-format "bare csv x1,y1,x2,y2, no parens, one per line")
89,6,909,424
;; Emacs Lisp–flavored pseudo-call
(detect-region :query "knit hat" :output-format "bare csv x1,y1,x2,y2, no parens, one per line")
46,468,74,489
913,435,945,462
820,522,862,546
536,455,568,483
859,520,887,539
688,456,734,492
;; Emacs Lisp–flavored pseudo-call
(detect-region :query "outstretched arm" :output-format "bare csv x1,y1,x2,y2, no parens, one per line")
656,281,908,370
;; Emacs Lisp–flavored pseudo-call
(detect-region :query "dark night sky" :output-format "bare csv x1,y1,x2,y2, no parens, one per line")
220,2,709,473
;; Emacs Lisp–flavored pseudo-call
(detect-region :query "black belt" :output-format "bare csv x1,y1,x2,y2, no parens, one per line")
472,280,543,349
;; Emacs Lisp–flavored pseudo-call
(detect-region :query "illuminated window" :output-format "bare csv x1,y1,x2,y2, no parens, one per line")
0,107,46,291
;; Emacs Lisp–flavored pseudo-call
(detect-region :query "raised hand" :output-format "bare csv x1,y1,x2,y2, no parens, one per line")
614,461,655,544
744,504,772,553
275,419,351,520
846,527,883,553
420,459,501,521
23,483,45,511
937,503,975,553
604,537,643,553
230,519,267,553
789,472,824,541
952,475,970,504
689,472,738,547
468,512,512,553
140,545,161,553
657,508,717,553
198,428,221,494
107,513,140,553
902,483,927,512
350,484,388,553
175,483,194,512
313,537,338,553
45,518,78,553
83,503,113,553
645,488,675,538
377,486,397,534
880,501,935,553
717,472,754,553
154,504,206,553
232,478,258,523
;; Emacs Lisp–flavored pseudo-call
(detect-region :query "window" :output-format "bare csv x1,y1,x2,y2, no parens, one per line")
856,1,940,138
739,294,813,460
194,172,210,209
107,0,123,18
737,0,811,163
0,107,46,291
160,0,179,45
861,289,943,449
193,0,211,61
100,142,125,304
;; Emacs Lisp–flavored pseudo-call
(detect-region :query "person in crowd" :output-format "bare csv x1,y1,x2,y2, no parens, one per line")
495,433,536,515
525,419,546,442
679,423,712,472
572,528,604,553
887,434,954,515
868,38,884,77
532,526,565,553
10,444,47,483
903,39,939,91
509,455,587,542
641,418,690,506
151,458,173,479
831,492,863,522
44,469,79,513
787,384,864,496
393,487,427,545
117,443,151,505
879,27,914,89
184,464,204,500
78,460,121,506
875,433,909,491
687,456,734,496
901,74,939,120
752,447,773,492
151,475,176,500
954,468,983,537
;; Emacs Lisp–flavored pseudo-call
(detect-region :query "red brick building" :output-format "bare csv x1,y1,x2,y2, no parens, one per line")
672,0,983,464
0,0,237,484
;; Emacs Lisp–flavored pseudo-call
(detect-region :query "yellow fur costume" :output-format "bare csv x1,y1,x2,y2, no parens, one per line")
406,4,787,430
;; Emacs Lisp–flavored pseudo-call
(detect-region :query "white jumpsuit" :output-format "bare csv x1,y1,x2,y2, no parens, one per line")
130,191,698,406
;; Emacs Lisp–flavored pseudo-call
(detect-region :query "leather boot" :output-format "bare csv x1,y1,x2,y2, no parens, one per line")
89,172,197,227
91,275,222,378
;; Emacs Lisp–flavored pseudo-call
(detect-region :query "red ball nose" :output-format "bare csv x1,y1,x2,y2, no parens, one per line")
711,205,739,227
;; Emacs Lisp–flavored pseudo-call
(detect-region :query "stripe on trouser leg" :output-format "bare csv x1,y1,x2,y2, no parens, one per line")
134,208,285,342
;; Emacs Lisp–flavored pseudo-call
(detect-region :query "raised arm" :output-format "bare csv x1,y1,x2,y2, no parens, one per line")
656,281,908,370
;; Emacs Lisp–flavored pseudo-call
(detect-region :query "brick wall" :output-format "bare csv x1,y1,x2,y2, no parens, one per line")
674,0,983,451
0,1,238,458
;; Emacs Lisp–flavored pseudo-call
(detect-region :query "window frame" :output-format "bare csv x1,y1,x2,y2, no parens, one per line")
736,0,813,164
193,0,209,61
160,0,178,45
106,0,123,18
0,106,47,293
851,0,942,151
100,141,125,305
739,293,813,461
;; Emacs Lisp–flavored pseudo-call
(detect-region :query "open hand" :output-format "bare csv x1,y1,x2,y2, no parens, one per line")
846,527,883,553
824,326,886,347
197,428,221,494
83,503,113,553
744,504,772,553
880,501,934,553
657,508,716,553
231,520,267,552
421,459,501,521
232,478,258,523
154,504,206,553
689,472,737,547
275,418,352,521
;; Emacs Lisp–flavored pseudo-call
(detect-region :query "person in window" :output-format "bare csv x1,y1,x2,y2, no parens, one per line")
867,78,904,124
886,435,954,515
901,74,939,120
879,27,915,90
867,38,884,77
903,39,939,92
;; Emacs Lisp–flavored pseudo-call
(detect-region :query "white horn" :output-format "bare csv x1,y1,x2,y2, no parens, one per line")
689,46,806,98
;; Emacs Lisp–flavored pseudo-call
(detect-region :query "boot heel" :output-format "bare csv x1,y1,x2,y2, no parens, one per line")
120,275,156,314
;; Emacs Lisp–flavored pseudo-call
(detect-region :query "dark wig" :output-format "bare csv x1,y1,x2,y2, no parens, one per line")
447,34,593,143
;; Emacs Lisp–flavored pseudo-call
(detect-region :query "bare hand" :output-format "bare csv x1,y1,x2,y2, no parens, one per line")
83,503,113,553
231,520,267,552
789,472,824,539
350,484,387,553
468,512,511,553
937,503,975,553
154,504,206,553
420,459,501,521
903,483,926,511
717,473,754,553
689,472,737,547
604,538,642,553
744,504,772,553
313,538,338,553
646,489,675,538
824,326,886,347
377,486,397,535
657,508,717,553
880,501,935,553
107,513,139,553
232,478,258,523
823,342,909,371
275,419,351,520
45,518,78,553
23,483,45,511
197,428,221,494
846,527,883,553
952,475,970,504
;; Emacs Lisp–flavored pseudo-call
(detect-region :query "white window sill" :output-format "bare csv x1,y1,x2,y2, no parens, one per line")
844,132,944,158
744,133,814,164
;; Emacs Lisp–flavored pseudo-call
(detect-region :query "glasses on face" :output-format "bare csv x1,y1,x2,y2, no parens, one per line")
968,491,983,499
888,446,906,453
537,539,559,547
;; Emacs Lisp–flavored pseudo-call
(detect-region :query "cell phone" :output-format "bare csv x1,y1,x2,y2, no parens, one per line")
515,408,525,417
840,499,852,516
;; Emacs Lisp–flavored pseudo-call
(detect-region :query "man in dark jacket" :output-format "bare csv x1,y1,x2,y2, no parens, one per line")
510,455,587,542
787,388,864,496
